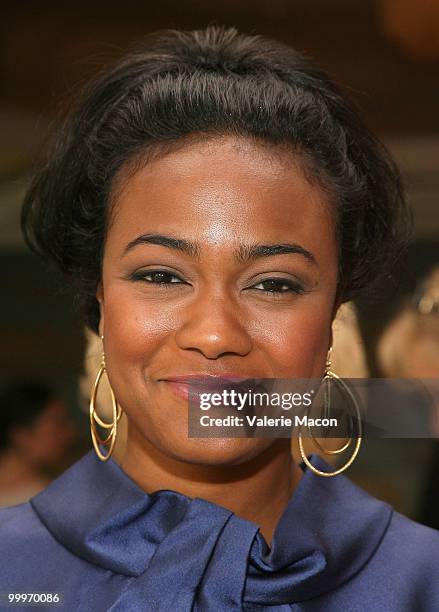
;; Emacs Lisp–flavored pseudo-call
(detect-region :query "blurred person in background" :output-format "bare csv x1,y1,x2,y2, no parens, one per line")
378,266,439,529
378,267,439,380
0,381,78,507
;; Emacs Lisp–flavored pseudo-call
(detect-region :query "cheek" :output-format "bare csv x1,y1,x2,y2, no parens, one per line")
103,290,332,377
102,289,174,378
250,299,333,378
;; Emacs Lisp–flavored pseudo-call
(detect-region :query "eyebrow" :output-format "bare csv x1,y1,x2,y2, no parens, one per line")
122,233,317,265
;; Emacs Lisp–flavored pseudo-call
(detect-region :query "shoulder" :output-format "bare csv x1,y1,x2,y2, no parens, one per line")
385,510,439,560
0,503,49,583
0,499,107,599
0,500,43,536
370,508,439,601
0,501,59,558
0,501,72,578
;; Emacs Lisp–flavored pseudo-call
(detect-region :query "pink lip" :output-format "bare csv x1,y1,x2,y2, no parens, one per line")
164,381,191,401
161,374,255,402
163,374,252,381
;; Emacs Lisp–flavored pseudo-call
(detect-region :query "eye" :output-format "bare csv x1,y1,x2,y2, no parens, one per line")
250,278,305,295
130,269,186,287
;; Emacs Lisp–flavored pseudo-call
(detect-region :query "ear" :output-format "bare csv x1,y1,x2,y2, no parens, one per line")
96,282,105,337
329,297,343,350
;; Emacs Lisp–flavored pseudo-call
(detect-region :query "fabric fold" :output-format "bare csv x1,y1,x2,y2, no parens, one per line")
30,450,393,608
245,453,393,604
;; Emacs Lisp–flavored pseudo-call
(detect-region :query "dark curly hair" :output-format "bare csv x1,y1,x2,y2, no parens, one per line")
21,26,411,335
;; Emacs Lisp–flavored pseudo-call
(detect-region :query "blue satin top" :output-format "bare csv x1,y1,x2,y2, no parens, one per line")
1,450,439,611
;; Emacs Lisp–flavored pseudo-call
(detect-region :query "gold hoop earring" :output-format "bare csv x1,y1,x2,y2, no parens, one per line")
298,347,362,477
89,335,122,461
310,348,352,455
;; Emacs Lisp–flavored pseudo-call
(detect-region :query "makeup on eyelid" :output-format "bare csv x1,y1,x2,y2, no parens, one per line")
127,269,309,295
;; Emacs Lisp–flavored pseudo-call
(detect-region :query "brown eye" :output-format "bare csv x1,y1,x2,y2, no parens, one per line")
131,270,185,286
251,278,305,295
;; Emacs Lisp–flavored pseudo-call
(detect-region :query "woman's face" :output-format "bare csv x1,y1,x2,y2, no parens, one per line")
97,136,339,466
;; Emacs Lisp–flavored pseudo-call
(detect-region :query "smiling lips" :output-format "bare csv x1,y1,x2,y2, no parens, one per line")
161,374,257,402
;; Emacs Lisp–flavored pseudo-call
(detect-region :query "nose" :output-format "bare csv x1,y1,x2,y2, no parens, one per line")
174,288,253,359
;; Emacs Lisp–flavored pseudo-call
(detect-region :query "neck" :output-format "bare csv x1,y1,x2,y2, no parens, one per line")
118,424,303,547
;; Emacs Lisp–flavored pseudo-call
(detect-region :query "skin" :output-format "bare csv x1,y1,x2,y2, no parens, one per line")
96,135,339,545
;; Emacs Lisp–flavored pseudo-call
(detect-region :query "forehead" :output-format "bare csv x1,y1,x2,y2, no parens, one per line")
107,136,335,256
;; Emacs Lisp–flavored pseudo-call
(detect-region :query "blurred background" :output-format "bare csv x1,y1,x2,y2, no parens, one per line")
0,1,438,522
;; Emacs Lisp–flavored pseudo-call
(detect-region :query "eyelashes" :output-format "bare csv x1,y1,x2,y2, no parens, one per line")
129,269,306,296
131,270,182,286
251,278,306,295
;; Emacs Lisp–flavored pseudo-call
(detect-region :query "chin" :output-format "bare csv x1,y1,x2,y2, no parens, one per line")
155,434,273,467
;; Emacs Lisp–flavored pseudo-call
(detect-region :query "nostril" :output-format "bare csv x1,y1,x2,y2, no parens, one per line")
174,319,253,359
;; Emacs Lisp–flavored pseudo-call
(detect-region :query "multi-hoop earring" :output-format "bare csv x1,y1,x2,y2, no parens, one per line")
298,347,362,477
89,335,122,461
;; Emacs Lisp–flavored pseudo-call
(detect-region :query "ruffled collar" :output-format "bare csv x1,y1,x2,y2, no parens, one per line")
30,450,393,608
